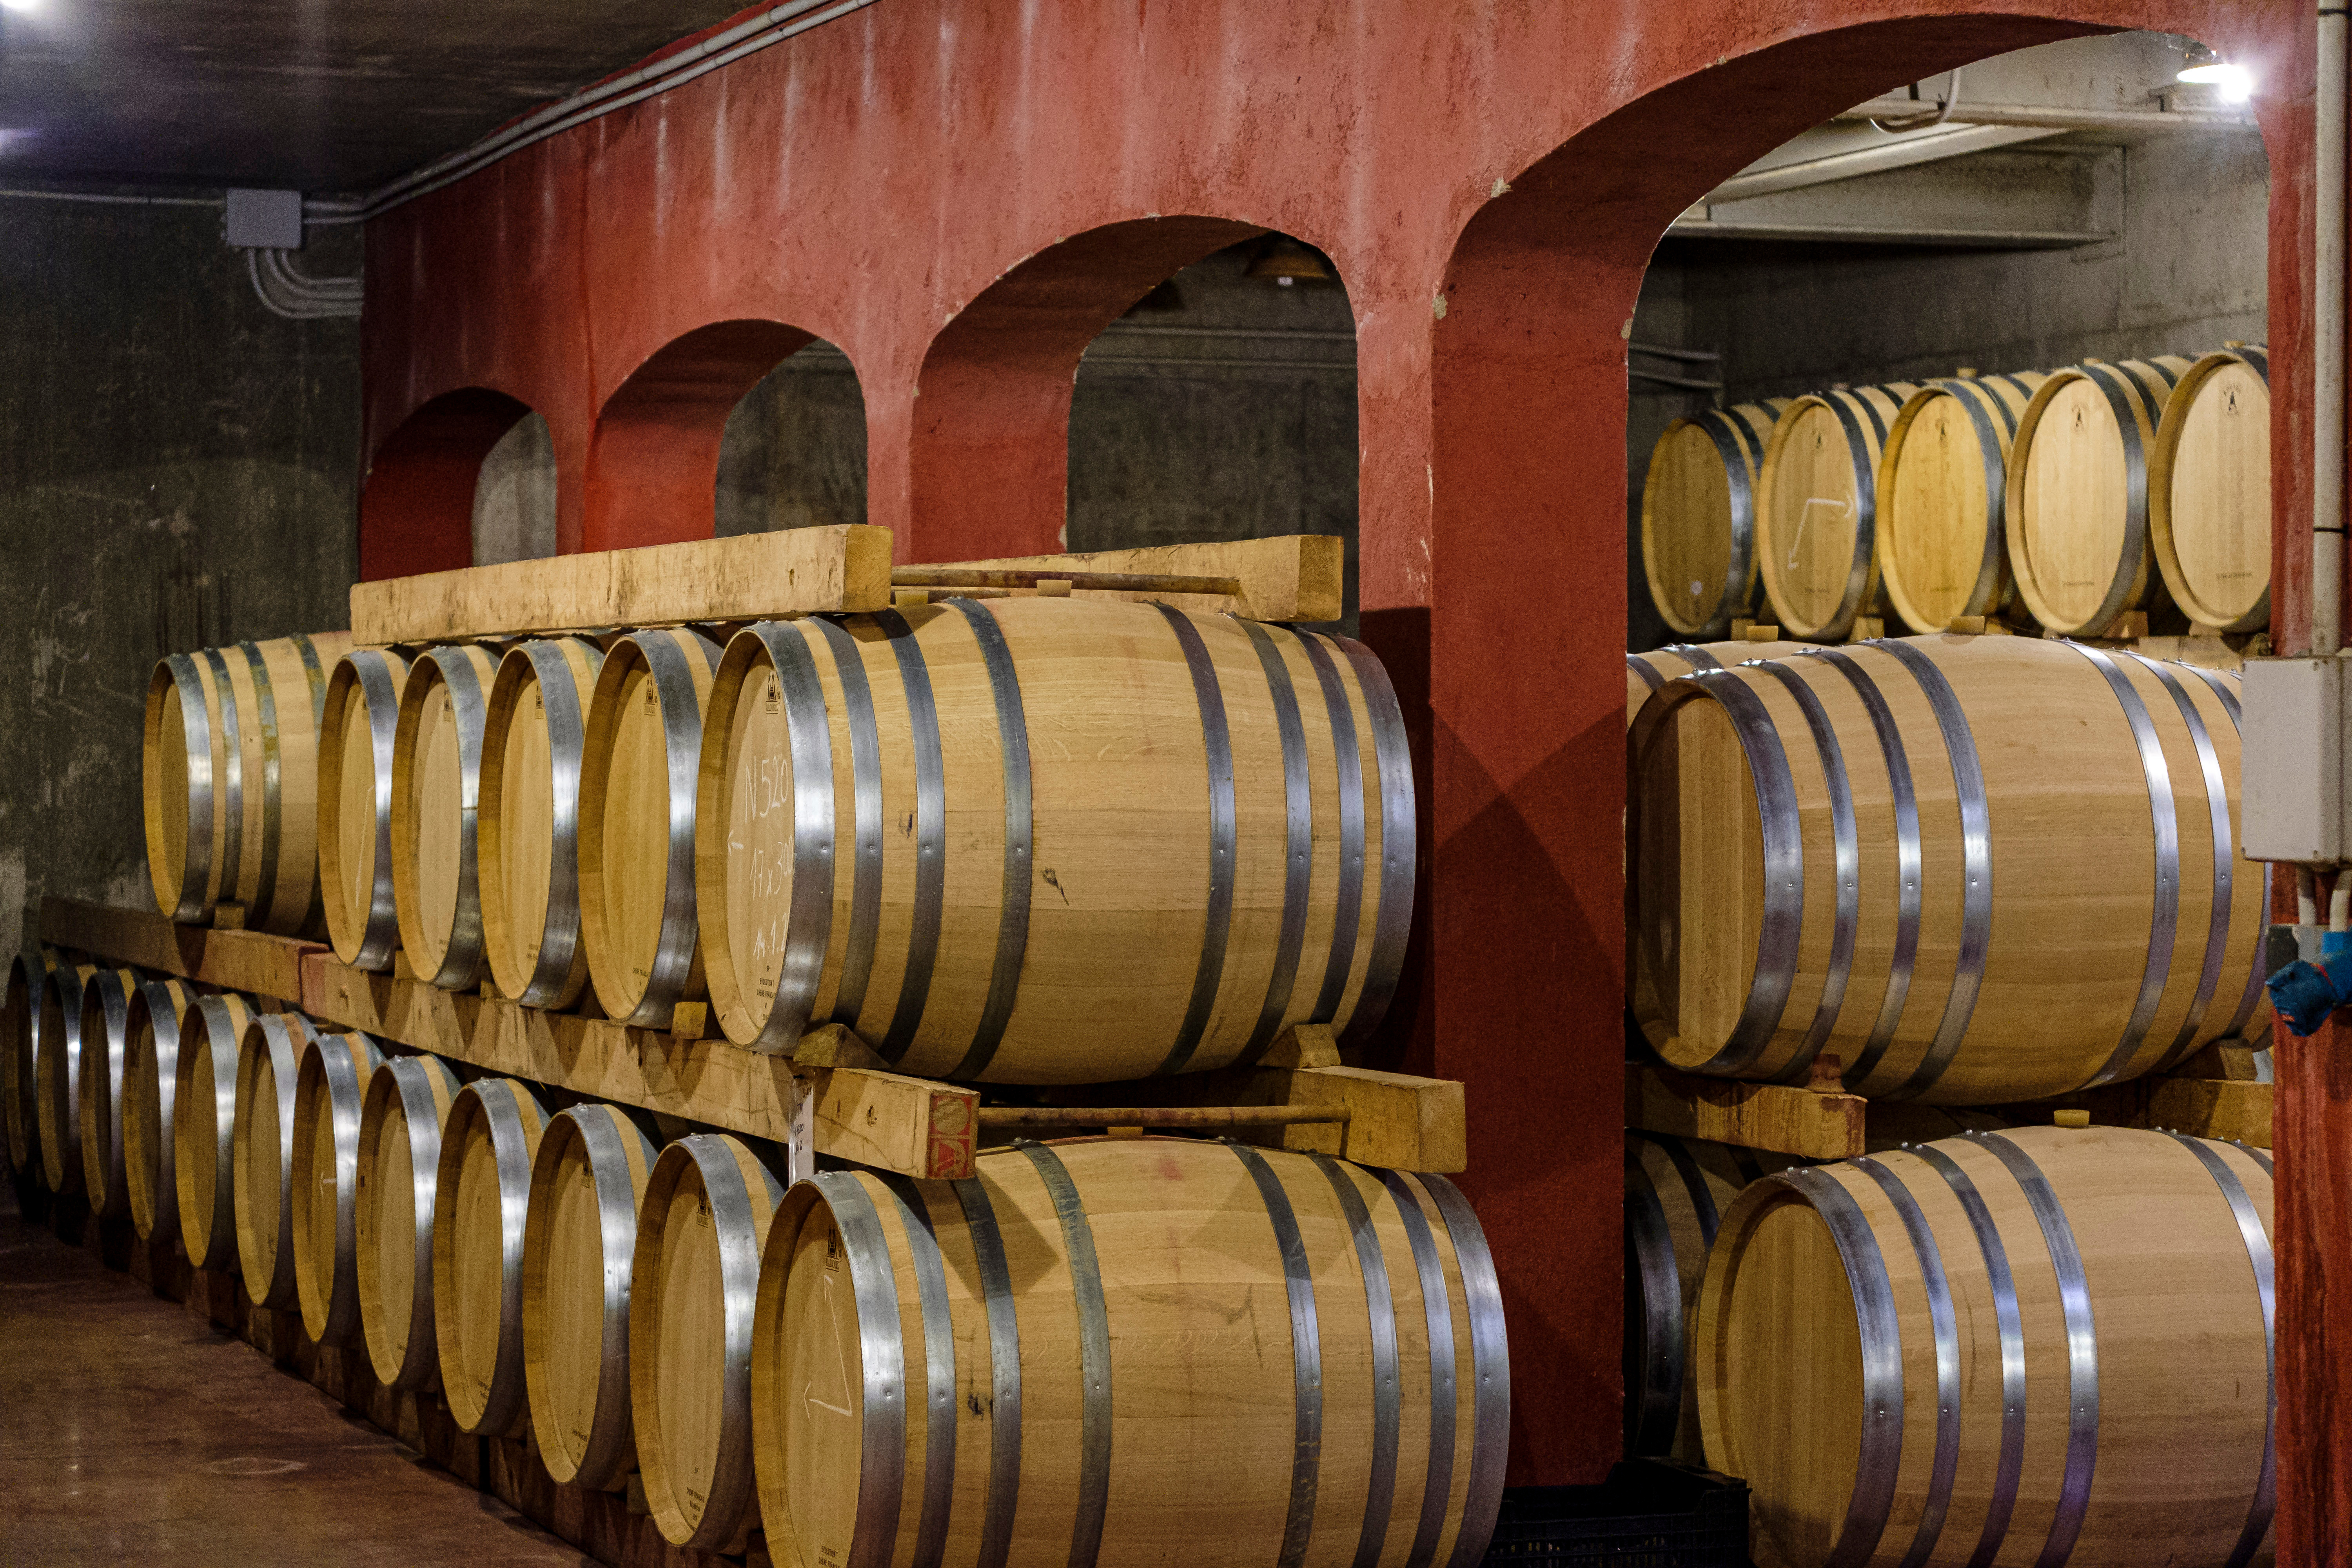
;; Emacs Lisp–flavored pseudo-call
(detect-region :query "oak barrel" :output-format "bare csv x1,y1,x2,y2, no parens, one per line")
318,646,415,969
1755,383,1922,641
1641,401,1788,638
432,1076,550,1435
78,969,170,1218
142,633,351,931
523,1102,662,1488
233,1012,318,1306
580,628,722,1027
2006,356,2196,636
2151,346,2271,633
36,963,121,1194
1878,374,2047,632
3,951,55,1178
696,600,1412,1081
1697,1125,2274,1568
751,1138,1509,1568
1627,641,1818,727
171,994,257,1268
290,1029,386,1343
393,644,502,989
632,1132,787,1550
356,1051,465,1389
479,637,606,1007
122,978,199,1243
1626,635,2269,1104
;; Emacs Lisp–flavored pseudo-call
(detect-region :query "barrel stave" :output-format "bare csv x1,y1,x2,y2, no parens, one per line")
122,978,195,1242
76,969,138,1216
356,1052,465,1390
172,994,255,1268
319,648,414,970
432,1076,550,1435
394,644,502,990
290,1031,385,1343
233,1013,316,1308
480,637,606,1007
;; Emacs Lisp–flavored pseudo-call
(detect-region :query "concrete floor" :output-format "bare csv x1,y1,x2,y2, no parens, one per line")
0,1190,589,1567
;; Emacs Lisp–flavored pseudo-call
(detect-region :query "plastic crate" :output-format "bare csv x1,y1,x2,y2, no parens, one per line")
1481,1459,1749,1567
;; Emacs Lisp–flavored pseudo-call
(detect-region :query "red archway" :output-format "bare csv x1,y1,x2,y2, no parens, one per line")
357,386,536,581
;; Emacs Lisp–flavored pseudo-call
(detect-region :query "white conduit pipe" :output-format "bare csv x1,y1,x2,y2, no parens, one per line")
2319,2,2348,657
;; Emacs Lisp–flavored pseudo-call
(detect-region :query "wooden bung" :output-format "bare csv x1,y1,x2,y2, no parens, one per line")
121,977,198,1244
171,993,256,1269
318,646,416,970
290,1029,386,1344
695,598,1413,1082
1626,641,1822,729
1641,400,1789,639
2006,356,2196,636
2150,345,2271,634
2,951,53,1180
392,644,503,991
630,1132,789,1551
76,968,152,1219
478,637,607,1008
1697,1125,2274,1568
232,1012,319,1308
1755,383,1920,641
1629,635,2271,1104
752,1138,1508,1568
522,1102,663,1488
1878,373,2048,633
355,1051,465,1390
432,1076,550,1436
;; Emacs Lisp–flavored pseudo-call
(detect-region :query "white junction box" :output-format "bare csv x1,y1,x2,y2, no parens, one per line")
2240,655,2349,864
224,188,304,251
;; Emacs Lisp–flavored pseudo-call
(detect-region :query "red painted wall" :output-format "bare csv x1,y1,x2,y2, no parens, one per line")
359,0,2321,1500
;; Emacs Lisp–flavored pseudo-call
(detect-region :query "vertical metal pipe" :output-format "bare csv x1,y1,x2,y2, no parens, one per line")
2316,5,2347,655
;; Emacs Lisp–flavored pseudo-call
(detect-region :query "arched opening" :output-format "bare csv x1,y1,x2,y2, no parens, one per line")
472,411,558,565
1066,234,1360,629
588,319,867,551
358,387,537,581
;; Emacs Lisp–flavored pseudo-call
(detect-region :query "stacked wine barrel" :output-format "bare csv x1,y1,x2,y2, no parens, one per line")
1639,346,2272,641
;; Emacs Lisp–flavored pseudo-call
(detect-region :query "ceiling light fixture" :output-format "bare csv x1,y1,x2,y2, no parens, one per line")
2178,42,2254,103
1246,236,1336,288
0,0,40,14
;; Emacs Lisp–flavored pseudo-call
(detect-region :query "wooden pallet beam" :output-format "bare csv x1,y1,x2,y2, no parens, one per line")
1626,1061,1867,1161
928,534,1343,622
40,896,317,1004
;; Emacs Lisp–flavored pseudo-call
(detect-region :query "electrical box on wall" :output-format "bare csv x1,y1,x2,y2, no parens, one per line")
225,189,304,250
2240,656,2349,864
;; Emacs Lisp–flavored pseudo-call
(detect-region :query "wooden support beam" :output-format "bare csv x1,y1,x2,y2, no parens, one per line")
349,523,894,644
931,534,1343,622
2146,1077,2274,1149
39,897,316,1004
1626,1062,1867,1161
978,1105,1347,1129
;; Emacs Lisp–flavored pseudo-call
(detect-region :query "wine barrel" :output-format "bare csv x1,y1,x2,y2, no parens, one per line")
171,994,257,1268
432,1076,550,1435
753,1138,1507,1568
479,637,606,1007
1641,401,1788,638
1756,383,1922,641
1627,642,1819,727
36,963,125,1194
522,1102,662,1487
1626,1109,2009,1463
579,629,722,1028
122,978,199,1243
233,1012,319,1307
290,1030,385,1343
2151,346,2272,634
2007,356,2196,637
319,647,415,970
1626,635,2268,1104
78,969,174,1218
356,1052,465,1390
4,950,56,1178
142,633,351,931
695,600,1412,1081
393,644,502,990
1697,1125,2274,1568
1878,374,2048,632
629,1132,788,1550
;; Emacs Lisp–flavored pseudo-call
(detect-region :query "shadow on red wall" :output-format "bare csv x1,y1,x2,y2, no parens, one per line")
358,387,537,581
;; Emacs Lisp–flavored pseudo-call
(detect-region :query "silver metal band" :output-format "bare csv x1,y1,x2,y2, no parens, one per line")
1852,1156,1962,1568
133,978,187,1242
1153,604,1238,1076
628,632,718,1028
1312,1153,1402,1568
456,1079,542,1435
2067,642,2182,1087
1872,641,1991,1101
243,1013,306,1309
1944,383,2011,614
160,654,217,921
238,642,284,932
2163,1134,2276,1568
1695,415,1759,637
1978,1132,2098,1568
1239,621,1314,1065
940,600,1033,1081
2129,654,2234,1072
675,1136,781,1550
1623,1150,1684,1457
1014,1143,1111,1568
808,617,886,1027
83,971,131,1214
1911,1142,2028,1568
1751,661,1859,1085
202,647,245,914
512,639,603,1006
875,1174,957,1568
1380,1168,1456,1568
950,1171,1022,1568
311,1032,383,1344
2179,663,2272,1038
1626,654,1666,693
1634,1127,1722,1245
1775,1167,1902,1568
876,610,946,1064
1229,1143,1323,1568
374,1053,458,1390
2073,364,2155,636
417,647,493,989
1817,394,1883,640
806,1172,908,1568
546,1103,655,1487
1338,636,1416,1050
1798,649,1922,1087
1421,1172,1510,1568
1664,644,1722,671
1298,633,1365,1025
184,996,243,1269
731,622,839,1055
289,632,328,933
348,651,408,971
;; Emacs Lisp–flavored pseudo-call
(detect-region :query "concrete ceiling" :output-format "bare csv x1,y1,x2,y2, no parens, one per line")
0,1,746,193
